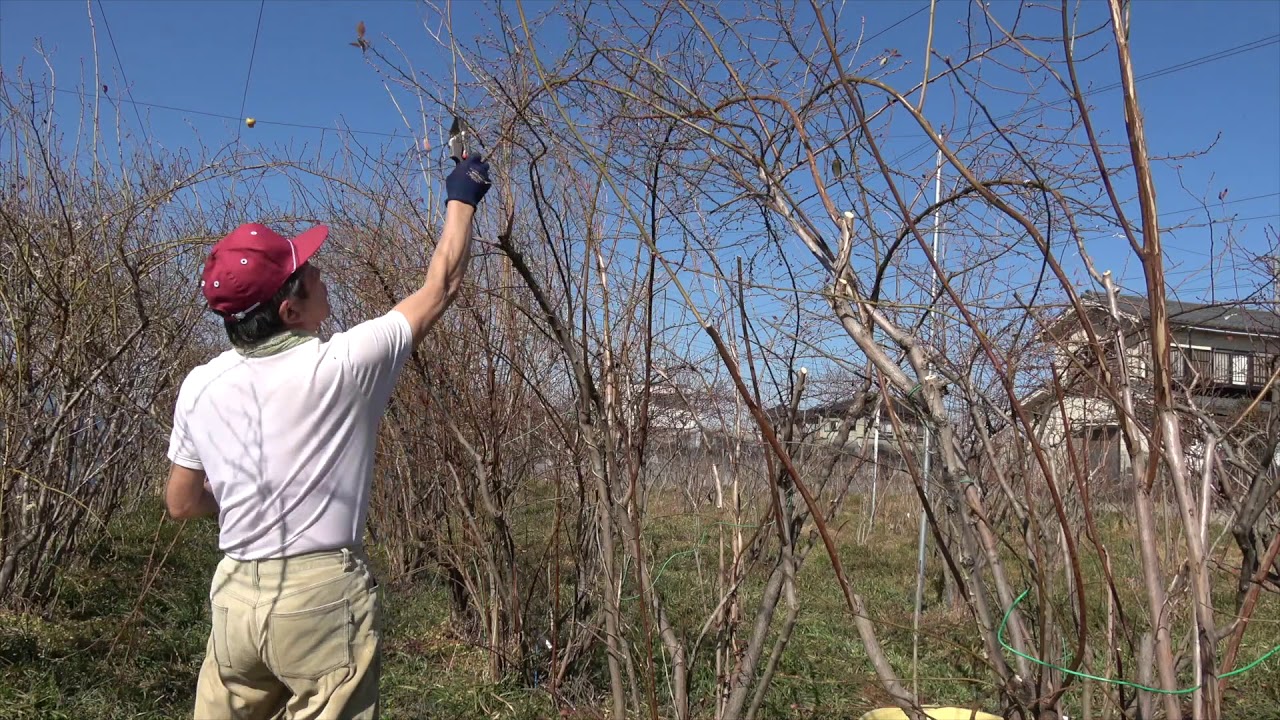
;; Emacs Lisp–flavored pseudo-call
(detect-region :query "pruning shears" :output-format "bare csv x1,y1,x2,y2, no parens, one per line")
448,115,472,163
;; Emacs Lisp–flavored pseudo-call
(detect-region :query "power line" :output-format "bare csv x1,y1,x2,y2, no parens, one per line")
891,33,1280,163
864,3,930,46
1160,192,1280,219
1130,36,1279,87
1076,193,1280,239
21,26,1279,150
230,0,268,201
1078,211,1279,258
94,0,149,145
41,85,408,139
1163,212,1278,232
235,0,267,144
1056,193,1279,237
1092,35,1277,97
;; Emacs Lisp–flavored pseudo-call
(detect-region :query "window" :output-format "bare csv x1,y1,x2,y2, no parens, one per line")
1212,352,1233,384
1174,343,1272,389
1252,355,1275,387
1130,342,1150,380
1173,343,1212,385
1232,355,1248,385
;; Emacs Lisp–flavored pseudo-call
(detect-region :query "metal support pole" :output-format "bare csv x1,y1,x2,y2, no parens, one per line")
912,147,944,702
867,395,882,541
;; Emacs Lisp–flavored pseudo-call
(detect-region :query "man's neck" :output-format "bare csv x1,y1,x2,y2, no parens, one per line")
236,329,316,358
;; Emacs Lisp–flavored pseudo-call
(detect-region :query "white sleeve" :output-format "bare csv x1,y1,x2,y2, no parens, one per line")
331,310,415,399
167,376,204,470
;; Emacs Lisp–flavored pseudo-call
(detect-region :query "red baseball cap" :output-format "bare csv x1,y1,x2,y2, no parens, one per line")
201,222,328,319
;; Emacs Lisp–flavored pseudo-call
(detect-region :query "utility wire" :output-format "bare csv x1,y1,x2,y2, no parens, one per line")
20,27,1278,148
1161,212,1278,232
1091,35,1276,97
1160,192,1280,219
230,0,268,200
864,3,930,46
94,0,150,145
234,0,267,147
41,85,407,139
1127,35,1278,87
888,33,1280,164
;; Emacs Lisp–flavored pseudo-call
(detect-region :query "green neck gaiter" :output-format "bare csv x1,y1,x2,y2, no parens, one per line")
235,330,317,358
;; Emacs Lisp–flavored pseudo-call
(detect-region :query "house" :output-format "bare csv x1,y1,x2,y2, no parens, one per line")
642,372,741,449
766,396,924,456
1029,291,1280,485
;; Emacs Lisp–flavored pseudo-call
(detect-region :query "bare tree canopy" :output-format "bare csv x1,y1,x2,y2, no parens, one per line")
2,2,1278,719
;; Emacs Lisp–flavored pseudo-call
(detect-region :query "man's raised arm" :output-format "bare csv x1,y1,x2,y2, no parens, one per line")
394,156,492,345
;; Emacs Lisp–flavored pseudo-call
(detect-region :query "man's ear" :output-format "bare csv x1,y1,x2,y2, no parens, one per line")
278,297,302,326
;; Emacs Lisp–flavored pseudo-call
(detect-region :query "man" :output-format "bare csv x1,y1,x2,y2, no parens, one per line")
165,155,492,719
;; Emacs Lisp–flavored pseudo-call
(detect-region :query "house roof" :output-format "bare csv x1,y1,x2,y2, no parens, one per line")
763,394,927,427
1081,292,1280,337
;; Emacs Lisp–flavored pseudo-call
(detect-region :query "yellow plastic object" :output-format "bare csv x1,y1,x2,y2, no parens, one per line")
859,707,1001,720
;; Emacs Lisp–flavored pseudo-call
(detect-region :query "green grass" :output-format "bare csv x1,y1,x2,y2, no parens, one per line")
1,496,1277,719
0,504,562,720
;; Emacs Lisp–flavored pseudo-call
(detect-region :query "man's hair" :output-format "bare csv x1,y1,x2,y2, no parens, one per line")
223,265,310,348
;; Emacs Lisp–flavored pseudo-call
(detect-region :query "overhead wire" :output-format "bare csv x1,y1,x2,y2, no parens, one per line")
1157,192,1280,219
1160,212,1279,233
885,33,1280,164
22,26,1276,149
1126,34,1279,86
234,0,267,147
232,0,267,200
94,0,151,148
41,85,408,139
74,0,909,142
862,3,930,46
31,1,1280,272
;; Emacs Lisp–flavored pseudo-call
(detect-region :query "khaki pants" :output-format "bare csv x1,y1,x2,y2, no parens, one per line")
194,548,381,720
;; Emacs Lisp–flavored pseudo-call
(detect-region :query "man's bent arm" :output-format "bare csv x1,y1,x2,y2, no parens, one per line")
394,200,476,346
165,464,218,520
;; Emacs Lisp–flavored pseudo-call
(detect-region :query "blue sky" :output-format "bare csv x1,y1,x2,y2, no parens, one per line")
1091,0,1280,301
2,0,1278,312
0,1,467,162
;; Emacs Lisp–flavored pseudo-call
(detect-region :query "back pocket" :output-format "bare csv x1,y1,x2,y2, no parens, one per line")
211,604,232,668
268,598,352,679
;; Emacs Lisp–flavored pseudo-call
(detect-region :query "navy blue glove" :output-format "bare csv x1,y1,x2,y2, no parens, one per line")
446,155,492,207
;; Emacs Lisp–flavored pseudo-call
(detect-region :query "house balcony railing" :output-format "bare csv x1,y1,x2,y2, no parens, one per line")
1174,348,1275,390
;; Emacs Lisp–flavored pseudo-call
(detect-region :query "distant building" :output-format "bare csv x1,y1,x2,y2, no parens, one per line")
642,373,740,449
765,396,924,455
1026,292,1280,484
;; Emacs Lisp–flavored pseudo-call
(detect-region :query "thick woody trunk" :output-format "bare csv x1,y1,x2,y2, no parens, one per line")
1107,1,1212,715
586,441,629,720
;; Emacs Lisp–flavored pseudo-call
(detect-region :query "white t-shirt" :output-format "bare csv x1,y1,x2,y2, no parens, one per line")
168,310,414,560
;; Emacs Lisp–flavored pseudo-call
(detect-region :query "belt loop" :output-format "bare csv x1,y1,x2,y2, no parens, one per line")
341,548,353,571
252,559,260,587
